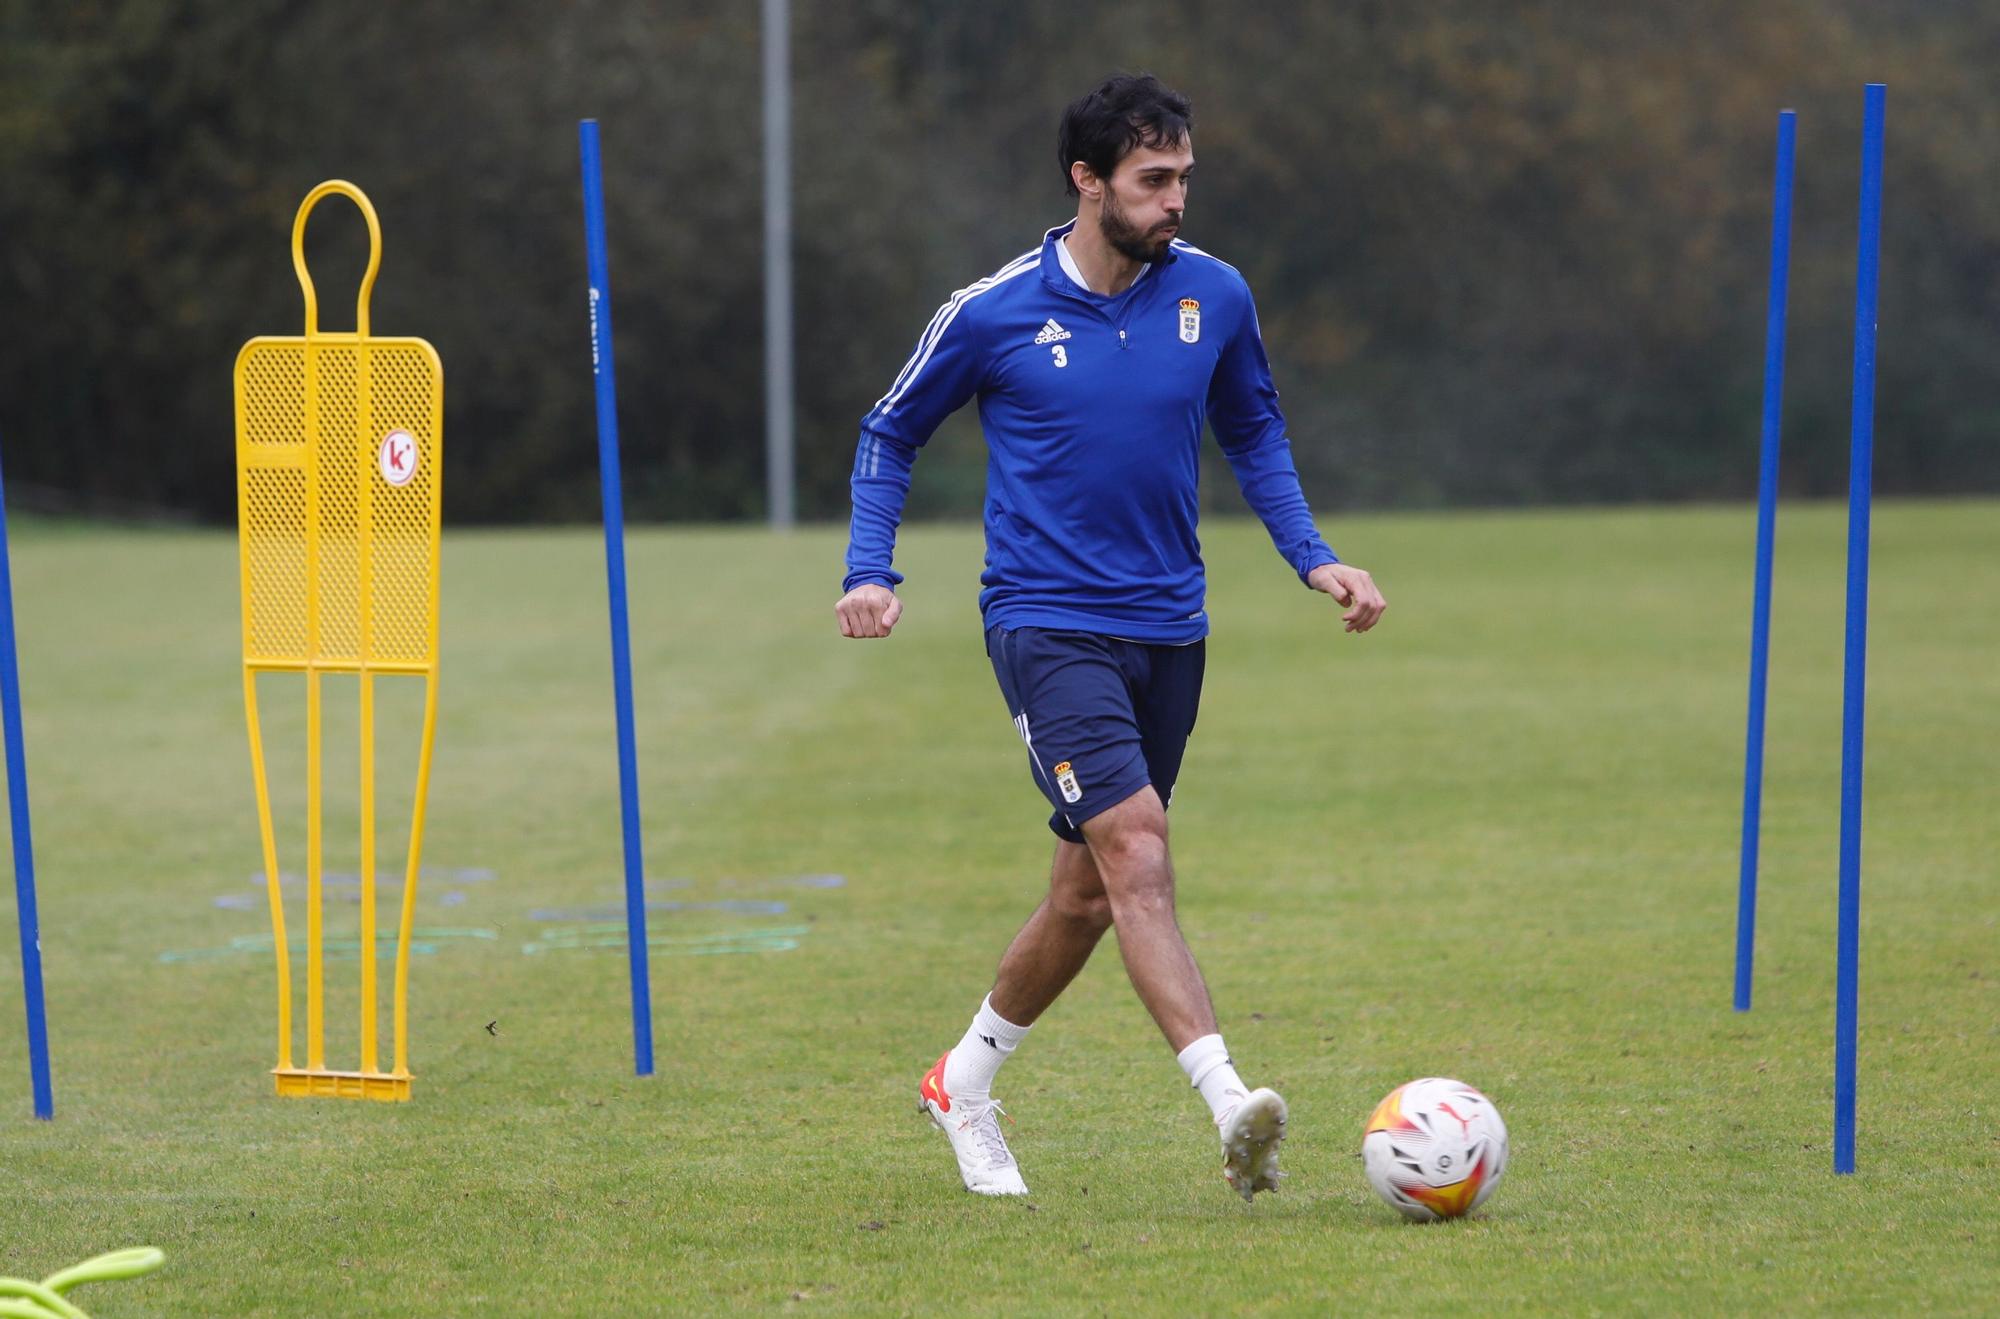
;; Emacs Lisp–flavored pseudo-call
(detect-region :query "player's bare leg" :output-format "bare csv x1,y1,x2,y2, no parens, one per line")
920,843,1111,1196
1079,788,1215,1047
1082,787,1287,1200
988,841,1114,1024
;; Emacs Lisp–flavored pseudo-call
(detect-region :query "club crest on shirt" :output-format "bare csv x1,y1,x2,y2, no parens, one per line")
1178,298,1201,344
1053,760,1084,804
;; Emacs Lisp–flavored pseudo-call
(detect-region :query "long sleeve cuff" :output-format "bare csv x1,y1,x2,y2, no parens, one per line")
843,430,919,593
842,568,903,593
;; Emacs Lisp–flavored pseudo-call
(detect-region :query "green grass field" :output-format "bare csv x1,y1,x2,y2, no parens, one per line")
0,502,1994,1315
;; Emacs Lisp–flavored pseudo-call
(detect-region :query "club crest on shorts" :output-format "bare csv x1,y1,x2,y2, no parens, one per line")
1178,298,1201,344
1053,760,1084,804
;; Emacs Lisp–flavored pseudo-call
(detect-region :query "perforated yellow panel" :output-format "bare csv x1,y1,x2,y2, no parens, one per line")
236,339,440,668
243,459,309,659
369,344,441,665
317,346,360,663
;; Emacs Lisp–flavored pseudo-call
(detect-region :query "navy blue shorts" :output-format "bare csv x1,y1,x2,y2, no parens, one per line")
985,626,1205,843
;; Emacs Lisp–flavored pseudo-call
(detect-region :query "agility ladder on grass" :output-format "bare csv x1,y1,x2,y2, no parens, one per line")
234,181,441,1101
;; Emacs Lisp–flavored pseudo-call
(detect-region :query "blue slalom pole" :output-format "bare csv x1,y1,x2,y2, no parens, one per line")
1834,83,1885,1176
1734,109,1795,1013
579,120,655,1078
0,447,52,1119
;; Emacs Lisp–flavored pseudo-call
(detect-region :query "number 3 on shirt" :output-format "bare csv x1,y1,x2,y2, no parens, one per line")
1050,344,1068,368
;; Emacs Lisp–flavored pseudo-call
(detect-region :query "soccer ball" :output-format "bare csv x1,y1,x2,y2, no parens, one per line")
1361,1077,1509,1221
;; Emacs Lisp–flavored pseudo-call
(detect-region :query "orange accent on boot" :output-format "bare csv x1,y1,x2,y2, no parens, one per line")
919,1051,952,1114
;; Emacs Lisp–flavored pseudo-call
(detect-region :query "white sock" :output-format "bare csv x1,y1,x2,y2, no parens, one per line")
1177,1033,1250,1124
941,995,1030,1103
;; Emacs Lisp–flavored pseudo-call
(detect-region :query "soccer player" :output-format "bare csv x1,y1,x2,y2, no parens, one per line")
837,73,1386,1200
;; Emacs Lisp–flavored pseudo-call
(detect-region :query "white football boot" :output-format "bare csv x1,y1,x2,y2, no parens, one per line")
918,1051,1029,1196
1218,1087,1288,1202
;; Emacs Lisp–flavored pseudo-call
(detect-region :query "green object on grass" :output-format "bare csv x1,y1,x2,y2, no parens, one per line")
0,1249,164,1318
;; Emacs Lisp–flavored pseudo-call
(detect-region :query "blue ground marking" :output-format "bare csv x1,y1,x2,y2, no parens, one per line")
521,925,811,956
159,929,499,964
526,899,790,921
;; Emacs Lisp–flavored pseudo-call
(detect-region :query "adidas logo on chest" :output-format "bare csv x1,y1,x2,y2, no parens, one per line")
1032,319,1072,345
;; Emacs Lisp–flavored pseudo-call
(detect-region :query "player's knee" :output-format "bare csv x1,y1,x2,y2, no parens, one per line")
1087,799,1168,872
1104,861,1175,920
1090,825,1173,915
1052,884,1113,931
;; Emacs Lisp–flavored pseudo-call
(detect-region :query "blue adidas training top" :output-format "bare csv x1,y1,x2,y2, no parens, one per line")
844,221,1338,645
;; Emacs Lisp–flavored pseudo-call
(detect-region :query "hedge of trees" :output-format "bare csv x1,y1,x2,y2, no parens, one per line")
2,0,1994,522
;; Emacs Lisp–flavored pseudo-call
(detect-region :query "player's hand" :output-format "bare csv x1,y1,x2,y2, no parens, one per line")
1308,562,1387,633
835,584,903,638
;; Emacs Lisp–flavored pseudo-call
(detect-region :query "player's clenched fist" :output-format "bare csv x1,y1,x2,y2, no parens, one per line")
836,584,903,638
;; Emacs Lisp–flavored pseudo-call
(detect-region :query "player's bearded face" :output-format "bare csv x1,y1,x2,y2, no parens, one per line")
1099,176,1180,263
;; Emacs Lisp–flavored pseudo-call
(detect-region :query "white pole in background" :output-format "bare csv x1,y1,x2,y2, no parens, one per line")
763,0,795,529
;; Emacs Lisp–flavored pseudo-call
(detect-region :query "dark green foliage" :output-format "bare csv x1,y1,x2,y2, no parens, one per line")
2,1,1996,522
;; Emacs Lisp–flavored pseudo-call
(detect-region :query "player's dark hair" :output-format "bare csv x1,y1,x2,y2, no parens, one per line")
1057,73,1193,197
